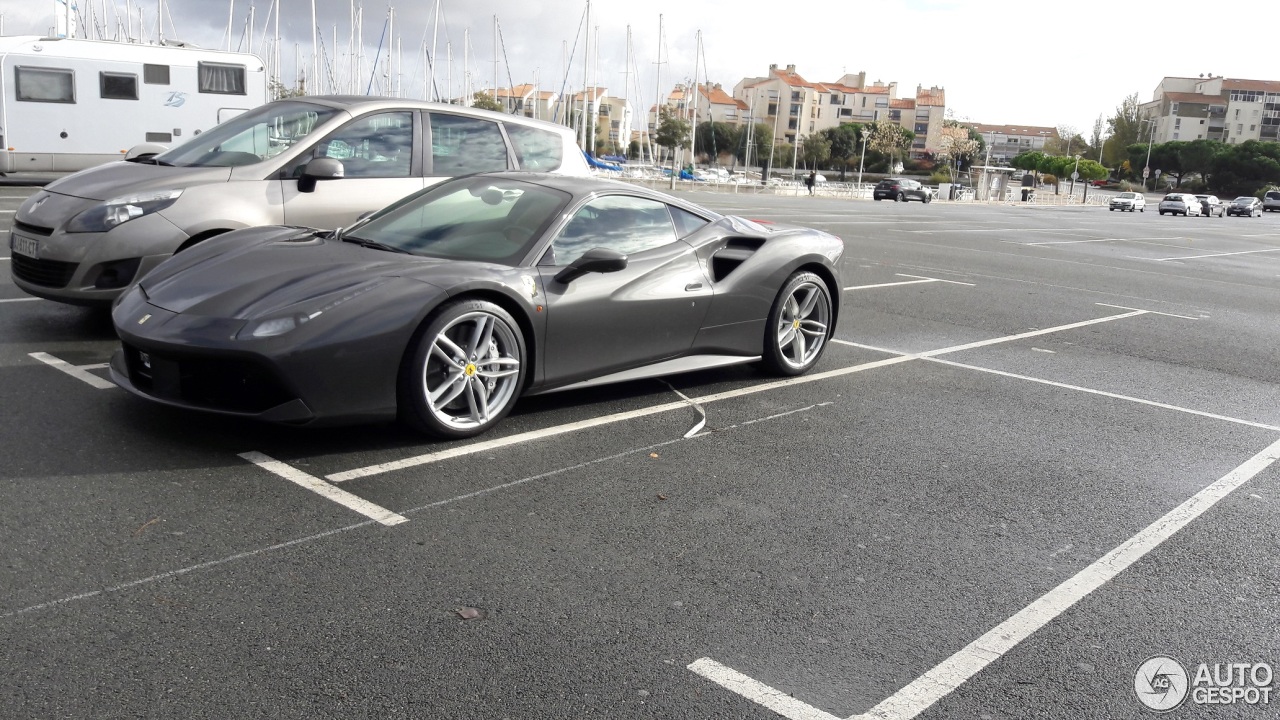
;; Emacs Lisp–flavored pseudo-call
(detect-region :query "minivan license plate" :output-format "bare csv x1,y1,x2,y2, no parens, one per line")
10,233,39,259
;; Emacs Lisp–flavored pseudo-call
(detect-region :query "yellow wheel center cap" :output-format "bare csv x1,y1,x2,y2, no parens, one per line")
464,363,477,377
792,319,801,330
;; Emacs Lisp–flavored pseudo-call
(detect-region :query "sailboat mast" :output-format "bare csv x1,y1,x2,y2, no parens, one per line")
430,0,441,101
624,25,631,161
226,0,234,51
689,30,700,169
580,0,590,148
654,14,663,165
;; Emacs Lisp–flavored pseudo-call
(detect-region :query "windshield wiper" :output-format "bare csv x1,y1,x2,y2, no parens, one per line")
341,235,411,254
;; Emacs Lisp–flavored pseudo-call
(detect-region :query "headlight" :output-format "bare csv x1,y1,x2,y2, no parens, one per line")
65,189,183,233
236,278,393,340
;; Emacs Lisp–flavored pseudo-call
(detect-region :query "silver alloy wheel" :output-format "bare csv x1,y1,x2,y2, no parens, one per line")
775,281,830,369
421,311,521,431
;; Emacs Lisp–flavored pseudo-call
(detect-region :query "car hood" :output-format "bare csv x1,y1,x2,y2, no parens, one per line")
138,228,452,318
43,161,233,202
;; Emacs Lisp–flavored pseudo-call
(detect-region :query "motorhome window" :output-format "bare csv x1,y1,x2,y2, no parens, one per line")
154,101,337,168
143,64,170,84
146,132,173,143
504,123,564,171
100,72,138,100
15,67,75,103
198,62,246,95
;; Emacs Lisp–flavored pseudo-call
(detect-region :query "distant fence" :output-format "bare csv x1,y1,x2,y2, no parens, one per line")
614,176,1109,206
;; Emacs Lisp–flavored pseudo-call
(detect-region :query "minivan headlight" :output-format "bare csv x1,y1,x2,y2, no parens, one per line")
65,189,183,233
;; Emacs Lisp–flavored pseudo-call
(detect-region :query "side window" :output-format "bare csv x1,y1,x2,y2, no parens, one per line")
429,114,509,175
100,72,138,100
198,62,246,94
551,195,678,266
313,111,414,178
15,66,75,103
504,123,564,171
669,206,711,238
143,64,170,84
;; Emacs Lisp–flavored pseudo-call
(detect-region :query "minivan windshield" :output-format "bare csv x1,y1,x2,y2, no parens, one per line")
153,101,338,168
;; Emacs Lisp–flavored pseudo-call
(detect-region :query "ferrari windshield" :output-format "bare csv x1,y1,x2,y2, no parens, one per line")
154,101,338,168
346,177,571,264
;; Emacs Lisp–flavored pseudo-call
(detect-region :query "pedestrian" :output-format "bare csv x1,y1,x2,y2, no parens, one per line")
806,171,816,196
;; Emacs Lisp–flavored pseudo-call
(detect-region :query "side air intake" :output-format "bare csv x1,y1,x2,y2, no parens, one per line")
710,237,765,282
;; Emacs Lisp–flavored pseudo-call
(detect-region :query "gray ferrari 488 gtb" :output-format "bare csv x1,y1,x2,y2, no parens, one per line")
110,172,844,438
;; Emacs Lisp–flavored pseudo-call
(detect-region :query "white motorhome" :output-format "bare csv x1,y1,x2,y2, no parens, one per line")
0,36,267,173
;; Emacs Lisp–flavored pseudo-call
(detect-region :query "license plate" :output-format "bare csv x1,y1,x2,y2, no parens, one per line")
10,232,38,259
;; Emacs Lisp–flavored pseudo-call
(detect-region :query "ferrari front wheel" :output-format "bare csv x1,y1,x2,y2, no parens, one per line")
762,271,832,376
399,300,526,439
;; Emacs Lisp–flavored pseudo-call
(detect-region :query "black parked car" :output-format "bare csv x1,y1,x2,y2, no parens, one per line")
873,178,933,203
1226,196,1263,217
1194,194,1225,217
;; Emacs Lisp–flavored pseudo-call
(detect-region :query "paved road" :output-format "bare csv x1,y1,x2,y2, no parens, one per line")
2,186,1278,719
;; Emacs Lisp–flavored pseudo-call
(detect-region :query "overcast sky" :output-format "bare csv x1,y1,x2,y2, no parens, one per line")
8,0,1274,137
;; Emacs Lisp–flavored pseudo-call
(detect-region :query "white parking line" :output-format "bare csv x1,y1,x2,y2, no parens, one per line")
895,274,975,286
1018,238,1113,246
688,658,839,720
844,278,938,291
1150,248,1280,261
691,437,1280,720
28,352,115,389
239,452,408,526
329,310,1146,483
1094,302,1199,320
850,436,1280,720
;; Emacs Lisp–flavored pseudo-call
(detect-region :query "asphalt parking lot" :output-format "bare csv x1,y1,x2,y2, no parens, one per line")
3,183,1279,719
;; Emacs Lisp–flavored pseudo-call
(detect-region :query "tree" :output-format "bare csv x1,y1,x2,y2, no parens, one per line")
471,91,503,112
1044,125,1086,157
1076,159,1108,182
1103,92,1143,167
936,122,980,181
818,124,862,180
1209,140,1280,196
867,121,913,169
269,78,306,100
1011,151,1046,173
694,121,739,163
1179,139,1223,186
654,107,692,174
800,133,831,170
735,122,773,168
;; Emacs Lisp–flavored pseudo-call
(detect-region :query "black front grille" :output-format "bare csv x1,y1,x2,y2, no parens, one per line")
11,254,77,288
13,220,53,237
123,344,295,414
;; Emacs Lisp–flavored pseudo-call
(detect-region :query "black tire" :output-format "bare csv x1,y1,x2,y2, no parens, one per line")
761,271,832,377
1140,208,1144,212
923,194,932,204
1109,207,1115,211
398,299,527,439
895,192,905,202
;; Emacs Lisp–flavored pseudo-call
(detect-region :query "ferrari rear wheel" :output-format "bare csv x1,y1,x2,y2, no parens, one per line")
400,300,526,439
762,271,832,376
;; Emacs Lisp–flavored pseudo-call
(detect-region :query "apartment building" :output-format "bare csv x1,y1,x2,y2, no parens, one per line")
1139,76,1280,144
970,123,1059,164
730,65,946,156
491,83,559,121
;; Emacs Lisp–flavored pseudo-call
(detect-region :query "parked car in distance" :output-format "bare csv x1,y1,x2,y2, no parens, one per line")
109,173,844,438
1194,194,1225,217
1158,193,1202,216
1264,190,1280,212
10,96,589,306
1109,191,1146,212
1227,196,1264,217
873,177,932,203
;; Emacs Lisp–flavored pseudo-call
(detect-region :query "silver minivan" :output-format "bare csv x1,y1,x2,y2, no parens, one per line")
10,96,588,305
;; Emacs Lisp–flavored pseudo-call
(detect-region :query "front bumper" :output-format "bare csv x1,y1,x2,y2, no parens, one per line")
10,192,188,305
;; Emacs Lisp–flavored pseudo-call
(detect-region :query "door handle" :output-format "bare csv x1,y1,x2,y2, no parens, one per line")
685,282,703,291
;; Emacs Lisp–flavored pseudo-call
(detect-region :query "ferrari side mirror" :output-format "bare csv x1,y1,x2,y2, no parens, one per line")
554,247,628,284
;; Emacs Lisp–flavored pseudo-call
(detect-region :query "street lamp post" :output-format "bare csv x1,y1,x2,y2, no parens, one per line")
857,127,869,195
1140,118,1156,191
1069,153,1081,197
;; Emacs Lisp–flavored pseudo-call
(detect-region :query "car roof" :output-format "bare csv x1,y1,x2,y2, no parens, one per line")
273,95,571,131
470,172,726,218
